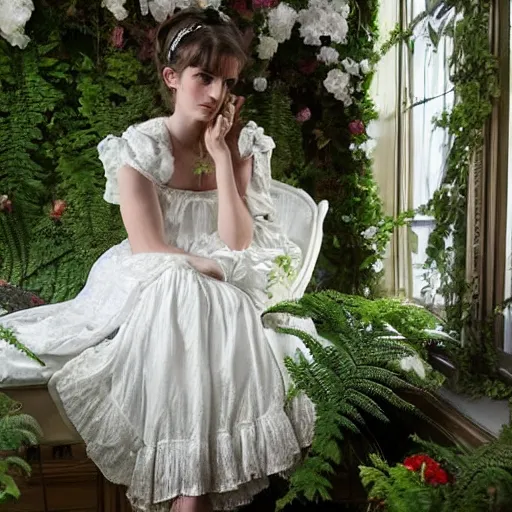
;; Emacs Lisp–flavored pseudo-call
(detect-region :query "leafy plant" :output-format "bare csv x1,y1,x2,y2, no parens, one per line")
263,291,442,509
0,392,42,503
360,426,512,511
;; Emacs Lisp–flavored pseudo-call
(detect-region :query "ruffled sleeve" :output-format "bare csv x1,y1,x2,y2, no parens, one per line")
97,118,174,205
238,121,277,222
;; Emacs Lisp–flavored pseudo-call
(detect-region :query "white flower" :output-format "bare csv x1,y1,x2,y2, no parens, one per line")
341,215,351,222
362,226,378,239
359,139,377,158
360,58,371,74
102,0,129,20
268,3,298,43
366,120,379,138
323,68,351,104
399,355,426,379
0,0,34,49
297,0,349,46
317,46,339,65
196,0,222,9
253,77,268,92
372,259,384,273
257,36,279,60
342,57,359,76
363,287,370,297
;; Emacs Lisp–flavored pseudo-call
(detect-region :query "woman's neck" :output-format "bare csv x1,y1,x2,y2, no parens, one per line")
166,110,205,152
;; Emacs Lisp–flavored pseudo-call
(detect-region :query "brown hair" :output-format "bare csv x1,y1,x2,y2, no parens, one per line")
154,7,247,110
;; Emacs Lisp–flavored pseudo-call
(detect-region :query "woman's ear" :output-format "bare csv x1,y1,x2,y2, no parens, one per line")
162,67,179,90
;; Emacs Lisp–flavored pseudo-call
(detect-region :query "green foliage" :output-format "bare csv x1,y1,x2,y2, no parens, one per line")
263,291,441,508
381,0,502,398
361,426,512,511
361,454,443,512
0,326,45,367
243,83,306,185
0,0,393,300
324,292,454,355
0,392,42,504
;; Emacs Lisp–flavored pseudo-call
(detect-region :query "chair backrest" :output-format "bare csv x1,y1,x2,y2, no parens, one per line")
270,180,329,298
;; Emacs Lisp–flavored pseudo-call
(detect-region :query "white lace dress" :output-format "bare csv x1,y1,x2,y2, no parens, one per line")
0,118,316,510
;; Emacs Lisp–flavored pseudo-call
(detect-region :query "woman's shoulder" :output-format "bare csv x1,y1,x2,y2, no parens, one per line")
124,117,170,145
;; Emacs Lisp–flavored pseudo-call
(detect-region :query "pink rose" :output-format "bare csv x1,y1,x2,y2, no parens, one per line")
252,0,278,8
110,26,125,49
349,119,365,135
0,195,12,213
50,199,67,220
296,107,311,123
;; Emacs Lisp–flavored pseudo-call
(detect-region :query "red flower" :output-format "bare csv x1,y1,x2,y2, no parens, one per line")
296,107,312,123
110,26,125,49
403,454,430,471
0,195,12,213
298,59,318,75
30,295,45,306
0,280,8,286
252,0,278,8
403,454,450,486
349,119,365,136
50,199,67,220
232,0,253,15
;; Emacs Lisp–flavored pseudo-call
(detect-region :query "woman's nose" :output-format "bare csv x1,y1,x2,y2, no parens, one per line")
208,78,224,102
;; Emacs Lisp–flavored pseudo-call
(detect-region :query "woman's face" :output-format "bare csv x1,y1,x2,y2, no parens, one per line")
169,56,240,122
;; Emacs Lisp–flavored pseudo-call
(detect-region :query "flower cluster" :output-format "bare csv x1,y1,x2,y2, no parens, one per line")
297,0,349,46
403,454,450,485
0,195,12,213
0,0,34,48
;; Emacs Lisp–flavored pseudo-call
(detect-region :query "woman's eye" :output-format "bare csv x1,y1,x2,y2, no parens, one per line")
225,79,236,91
199,73,213,84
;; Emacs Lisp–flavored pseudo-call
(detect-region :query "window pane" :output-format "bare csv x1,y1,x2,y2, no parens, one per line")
410,1,455,305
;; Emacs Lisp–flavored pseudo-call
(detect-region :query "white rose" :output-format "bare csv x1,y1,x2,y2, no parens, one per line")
372,259,384,273
298,0,348,46
323,68,352,104
0,0,35,49
268,3,298,43
342,57,360,76
102,0,129,20
362,226,378,239
253,77,268,92
257,36,279,60
317,46,339,65
360,58,371,74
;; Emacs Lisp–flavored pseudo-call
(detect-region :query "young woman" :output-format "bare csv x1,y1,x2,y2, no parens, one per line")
0,7,315,512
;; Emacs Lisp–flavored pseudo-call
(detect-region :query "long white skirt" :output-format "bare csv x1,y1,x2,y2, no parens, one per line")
0,242,316,511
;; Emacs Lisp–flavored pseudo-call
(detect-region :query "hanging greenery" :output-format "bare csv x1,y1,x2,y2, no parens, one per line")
381,0,506,395
0,0,400,302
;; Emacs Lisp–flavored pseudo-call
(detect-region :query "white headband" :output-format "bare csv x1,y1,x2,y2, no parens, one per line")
167,24,203,62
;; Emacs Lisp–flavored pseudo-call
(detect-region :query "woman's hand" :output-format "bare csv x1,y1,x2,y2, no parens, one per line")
187,255,224,281
225,96,246,163
204,100,235,161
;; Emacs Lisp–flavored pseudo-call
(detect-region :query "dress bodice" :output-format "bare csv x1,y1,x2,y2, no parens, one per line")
97,117,302,309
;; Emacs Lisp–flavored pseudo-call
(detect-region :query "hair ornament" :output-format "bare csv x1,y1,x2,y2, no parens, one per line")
167,23,203,62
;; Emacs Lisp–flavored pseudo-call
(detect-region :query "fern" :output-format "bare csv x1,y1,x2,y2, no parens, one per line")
243,82,305,184
264,291,440,508
0,393,41,504
0,326,45,367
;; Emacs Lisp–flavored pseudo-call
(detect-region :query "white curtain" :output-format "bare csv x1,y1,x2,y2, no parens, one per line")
504,5,512,353
371,0,453,303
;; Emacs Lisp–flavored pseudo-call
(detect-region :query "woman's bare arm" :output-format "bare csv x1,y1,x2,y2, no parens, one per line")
214,152,253,251
118,165,185,255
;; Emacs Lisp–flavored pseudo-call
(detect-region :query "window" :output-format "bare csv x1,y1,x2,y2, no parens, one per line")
408,1,454,307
